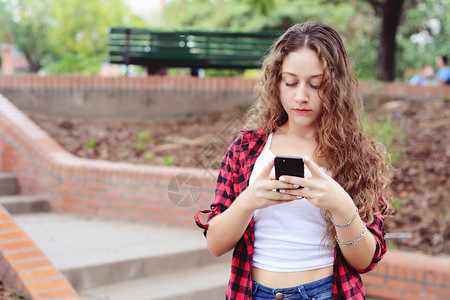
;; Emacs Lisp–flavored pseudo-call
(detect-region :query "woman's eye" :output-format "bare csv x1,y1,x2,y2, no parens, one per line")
309,84,320,89
285,82,298,87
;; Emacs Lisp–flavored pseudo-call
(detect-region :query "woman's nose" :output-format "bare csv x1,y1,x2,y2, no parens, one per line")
294,83,309,102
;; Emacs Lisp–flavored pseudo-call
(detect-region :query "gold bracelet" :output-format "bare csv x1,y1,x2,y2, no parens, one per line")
335,221,367,246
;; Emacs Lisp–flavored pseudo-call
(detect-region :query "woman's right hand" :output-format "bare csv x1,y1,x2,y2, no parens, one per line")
238,159,298,212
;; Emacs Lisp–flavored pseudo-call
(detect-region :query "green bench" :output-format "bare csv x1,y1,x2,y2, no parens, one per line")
109,27,281,71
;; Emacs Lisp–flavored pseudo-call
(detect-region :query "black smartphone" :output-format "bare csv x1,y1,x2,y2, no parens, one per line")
274,156,304,190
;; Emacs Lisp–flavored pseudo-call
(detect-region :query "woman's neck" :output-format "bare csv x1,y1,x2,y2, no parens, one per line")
278,121,316,141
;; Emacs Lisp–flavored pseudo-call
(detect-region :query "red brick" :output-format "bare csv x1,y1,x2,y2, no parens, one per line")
18,268,61,282
387,279,423,293
26,278,71,292
0,212,12,221
150,215,176,224
362,274,385,286
128,195,150,203
12,258,53,272
4,248,45,263
123,212,147,221
177,219,197,227
62,196,83,205
86,182,108,190
61,179,84,188
425,286,450,298
366,286,403,299
32,289,80,299
51,202,72,212
0,221,20,232
110,201,135,210
137,204,162,213
85,198,108,208
0,240,35,252
98,192,123,201
403,293,438,300
0,230,28,241
434,264,446,285
164,207,191,216
71,206,96,215
50,186,72,194
98,208,122,218
415,259,427,281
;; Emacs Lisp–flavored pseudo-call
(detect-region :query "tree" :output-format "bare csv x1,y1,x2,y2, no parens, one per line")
367,0,405,81
0,0,145,74
0,0,55,72
161,0,448,81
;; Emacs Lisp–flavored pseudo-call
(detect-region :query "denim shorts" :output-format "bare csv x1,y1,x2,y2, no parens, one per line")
252,275,333,300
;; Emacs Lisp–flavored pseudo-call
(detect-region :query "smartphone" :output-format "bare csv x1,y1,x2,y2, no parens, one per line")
274,156,304,190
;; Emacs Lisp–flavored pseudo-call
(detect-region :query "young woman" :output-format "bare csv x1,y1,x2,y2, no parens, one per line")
195,22,392,300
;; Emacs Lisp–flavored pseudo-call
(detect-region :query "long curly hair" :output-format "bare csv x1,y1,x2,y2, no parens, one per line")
248,22,393,248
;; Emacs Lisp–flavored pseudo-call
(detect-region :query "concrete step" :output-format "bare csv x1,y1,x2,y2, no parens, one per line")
0,172,18,195
0,195,51,214
79,262,230,300
13,212,230,295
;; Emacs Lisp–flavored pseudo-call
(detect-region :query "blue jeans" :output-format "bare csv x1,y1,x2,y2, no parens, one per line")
252,275,333,300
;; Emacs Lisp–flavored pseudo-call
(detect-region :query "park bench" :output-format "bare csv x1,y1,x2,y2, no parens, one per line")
109,27,281,71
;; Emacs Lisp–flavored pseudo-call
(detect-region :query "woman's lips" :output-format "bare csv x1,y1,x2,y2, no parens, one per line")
294,108,311,114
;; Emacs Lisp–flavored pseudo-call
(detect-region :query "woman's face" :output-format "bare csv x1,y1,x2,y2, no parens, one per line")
278,47,324,131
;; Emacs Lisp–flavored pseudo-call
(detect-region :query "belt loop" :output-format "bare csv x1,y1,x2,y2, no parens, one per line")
298,285,309,299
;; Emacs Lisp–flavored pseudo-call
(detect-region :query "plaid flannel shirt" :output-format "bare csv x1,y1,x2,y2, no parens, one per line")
195,128,387,300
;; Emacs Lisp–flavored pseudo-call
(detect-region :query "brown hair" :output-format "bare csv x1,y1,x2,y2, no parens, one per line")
248,22,392,248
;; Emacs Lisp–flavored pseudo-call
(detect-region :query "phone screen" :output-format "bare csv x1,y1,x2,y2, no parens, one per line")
274,156,304,189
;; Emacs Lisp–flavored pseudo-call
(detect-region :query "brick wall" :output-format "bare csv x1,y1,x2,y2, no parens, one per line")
0,75,449,122
0,76,449,299
0,205,79,299
0,92,216,227
362,251,450,299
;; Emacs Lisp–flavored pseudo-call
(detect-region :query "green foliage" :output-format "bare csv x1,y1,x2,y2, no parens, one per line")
236,102,253,112
161,0,448,82
143,151,155,161
391,197,403,211
0,0,145,74
396,0,449,80
162,154,175,166
362,113,406,163
45,53,105,75
132,130,155,153
132,142,145,152
1,0,448,79
136,130,155,144
205,69,245,77
85,139,96,149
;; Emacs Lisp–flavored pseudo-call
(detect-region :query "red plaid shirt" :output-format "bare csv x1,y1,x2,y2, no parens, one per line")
195,129,387,300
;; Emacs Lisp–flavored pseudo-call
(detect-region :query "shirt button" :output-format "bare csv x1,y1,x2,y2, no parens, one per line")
275,292,284,299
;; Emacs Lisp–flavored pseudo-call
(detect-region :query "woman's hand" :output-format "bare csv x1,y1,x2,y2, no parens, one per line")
277,156,355,215
238,158,299,212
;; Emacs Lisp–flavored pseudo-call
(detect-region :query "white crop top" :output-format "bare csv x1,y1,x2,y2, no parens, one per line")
249,133,334,272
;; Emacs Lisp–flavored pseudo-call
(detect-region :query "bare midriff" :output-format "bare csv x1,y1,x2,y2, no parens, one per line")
252,265,333,288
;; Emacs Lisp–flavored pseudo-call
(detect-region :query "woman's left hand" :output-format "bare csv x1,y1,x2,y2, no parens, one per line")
280,156,355,215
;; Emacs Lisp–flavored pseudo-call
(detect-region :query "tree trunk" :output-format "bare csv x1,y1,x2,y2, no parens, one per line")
375,0,405,81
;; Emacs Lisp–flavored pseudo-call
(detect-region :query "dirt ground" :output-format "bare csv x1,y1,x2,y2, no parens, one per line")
0,281,23,299
28,99,449,256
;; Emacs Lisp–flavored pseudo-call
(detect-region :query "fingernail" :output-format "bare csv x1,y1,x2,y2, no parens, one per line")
303,156,309,162
279,176,285,181
293,184,299,188
280,189,285,193
296,195,302,199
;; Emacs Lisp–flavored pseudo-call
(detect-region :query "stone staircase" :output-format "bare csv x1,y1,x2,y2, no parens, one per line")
0,172,230,299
